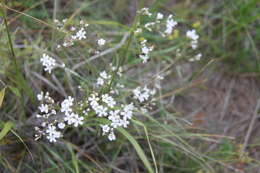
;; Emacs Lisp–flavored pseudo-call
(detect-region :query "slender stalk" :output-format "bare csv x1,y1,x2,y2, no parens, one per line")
2,5,18,72
51,0,60,50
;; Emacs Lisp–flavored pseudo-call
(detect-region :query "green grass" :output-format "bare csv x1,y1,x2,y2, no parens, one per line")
0,0,259,173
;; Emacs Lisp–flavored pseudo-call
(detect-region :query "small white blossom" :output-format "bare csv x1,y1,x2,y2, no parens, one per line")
139,7,152,16
40,54,56,73
72,28,86,40
101,124,110,135
108,131,116,141
96,77,104,86
156,13,164,20
73,114,84,127
133,86,155,103
46,125,61,142
139,40,154,63
89,94,100,108
64,112,76,125
186,29,199,40
39,104,48,113
102,94,116,108
96,71,111,86
58,122,65,129
165,15,178,35
61,96,74,114
37,92,44,101
121,103,134,120
94,105,108,117
97,38,106,46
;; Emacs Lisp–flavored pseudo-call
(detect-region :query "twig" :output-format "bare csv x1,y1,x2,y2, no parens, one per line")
72,32,130,70
242,99,260,153
220,78,235,120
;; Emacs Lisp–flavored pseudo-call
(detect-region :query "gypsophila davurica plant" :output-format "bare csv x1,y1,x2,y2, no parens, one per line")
34,7,203,143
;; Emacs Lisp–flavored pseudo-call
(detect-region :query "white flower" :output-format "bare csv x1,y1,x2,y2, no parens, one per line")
139,7,152,16
100,71,111,79
73,114,84,127
139,40,154,63
94,105,108,117
72,28,86,40
102,94,116,108
39,104,48,113
96,77,104,86
121,103,134,120
40,54,56,73
120,119,129,128
165,15,178,35
88,94,100,108
139,54,150,63
46,125,56,134
96,71,111,86
186,29,199,40
37,92,44,101
64,112,76,125
46,133,58,142
61,96,74,114
101,124,110,135
97,38,106,46
108,131,116,141
46,125,61,142
133,86,155,103
156,13,164,20
58,122,65,129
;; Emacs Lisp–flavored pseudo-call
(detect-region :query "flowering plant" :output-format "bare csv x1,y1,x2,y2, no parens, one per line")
35,7,202,143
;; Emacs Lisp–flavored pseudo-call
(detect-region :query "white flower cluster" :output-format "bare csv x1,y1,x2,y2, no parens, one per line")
164,15,178,35
35,92,84,142
40,54,56,73
61,96,84,127
96,71,112,86
133,86,156,103
138,7,152,16
54,19,88,48
35,76,156,142
135,8,179,63
186,29,199,50
87,90,136,141
35,92,62,142
139,39,154,63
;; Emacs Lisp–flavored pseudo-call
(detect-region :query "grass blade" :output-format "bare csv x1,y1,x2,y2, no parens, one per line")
0,121,13,141
0,87,6,108
118,127,154,173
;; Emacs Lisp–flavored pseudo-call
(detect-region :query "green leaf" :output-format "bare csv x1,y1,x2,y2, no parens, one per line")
0,121,13,141
67,143,79,173
0,87,6,108
8,86,21,98
118,128,154,173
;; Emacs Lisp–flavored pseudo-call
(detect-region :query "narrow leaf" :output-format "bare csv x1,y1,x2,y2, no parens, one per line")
0,121,13,141
118,128,154,173
0,87,6,108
